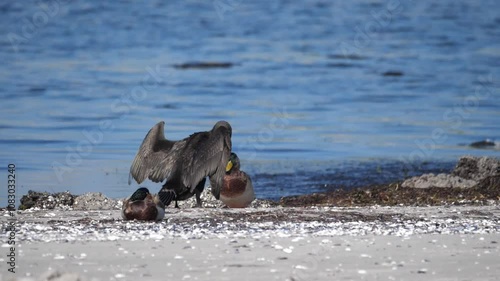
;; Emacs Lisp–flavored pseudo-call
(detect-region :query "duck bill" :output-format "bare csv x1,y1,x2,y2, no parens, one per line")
225,160,233,172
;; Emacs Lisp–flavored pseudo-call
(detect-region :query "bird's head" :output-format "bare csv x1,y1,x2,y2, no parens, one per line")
128,187,150,201
213,120,232,137
226,152,240,173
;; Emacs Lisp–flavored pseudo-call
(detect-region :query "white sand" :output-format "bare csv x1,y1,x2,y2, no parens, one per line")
1,205,499,280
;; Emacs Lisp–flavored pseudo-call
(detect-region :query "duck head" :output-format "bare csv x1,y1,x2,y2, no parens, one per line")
226,152,241,173
128,187,150,201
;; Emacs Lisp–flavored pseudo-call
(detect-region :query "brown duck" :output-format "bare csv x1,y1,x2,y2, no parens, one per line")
121,187,174,221
217,153,255,208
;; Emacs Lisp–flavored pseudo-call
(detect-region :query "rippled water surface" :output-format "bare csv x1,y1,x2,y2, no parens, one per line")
0,0,499,205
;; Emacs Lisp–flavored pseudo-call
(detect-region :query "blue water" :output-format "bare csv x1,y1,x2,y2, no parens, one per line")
1,0,499,205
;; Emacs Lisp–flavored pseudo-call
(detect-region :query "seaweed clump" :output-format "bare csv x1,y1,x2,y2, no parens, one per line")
280,177,500,207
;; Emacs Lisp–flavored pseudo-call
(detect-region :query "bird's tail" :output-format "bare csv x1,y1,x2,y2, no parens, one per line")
158,190,176,207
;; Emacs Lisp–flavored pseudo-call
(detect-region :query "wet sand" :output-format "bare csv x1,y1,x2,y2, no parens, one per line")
1,205,499,280
9,234,500,281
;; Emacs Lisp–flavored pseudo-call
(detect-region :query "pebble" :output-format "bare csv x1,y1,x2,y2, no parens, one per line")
295,265,308,270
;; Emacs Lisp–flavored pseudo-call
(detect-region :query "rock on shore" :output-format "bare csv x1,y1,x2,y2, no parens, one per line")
72,192,122,210
19,191,121,211
452,155,500,181
19,191,75,210
402,156,500,189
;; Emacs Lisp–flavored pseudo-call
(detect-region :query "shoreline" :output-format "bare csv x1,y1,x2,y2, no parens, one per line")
13,155,499,211
1,155,498,280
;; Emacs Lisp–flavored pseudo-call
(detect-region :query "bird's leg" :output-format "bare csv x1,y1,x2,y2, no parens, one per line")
195,191,202,208
194,178,206,208
175,200,180,209
158,190,176,207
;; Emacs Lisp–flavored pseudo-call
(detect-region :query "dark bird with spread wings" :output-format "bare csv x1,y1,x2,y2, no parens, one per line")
128,120,232,208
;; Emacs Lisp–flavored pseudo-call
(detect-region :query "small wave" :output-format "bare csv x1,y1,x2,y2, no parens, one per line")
173,62,234,70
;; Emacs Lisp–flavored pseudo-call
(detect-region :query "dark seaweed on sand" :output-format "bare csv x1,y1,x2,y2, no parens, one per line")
280,175,500,207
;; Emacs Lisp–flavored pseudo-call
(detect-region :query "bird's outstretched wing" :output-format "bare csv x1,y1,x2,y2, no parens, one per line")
182,125,232,199
128,121,180,185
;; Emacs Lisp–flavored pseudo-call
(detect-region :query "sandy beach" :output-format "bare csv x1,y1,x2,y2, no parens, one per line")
2,205,499,281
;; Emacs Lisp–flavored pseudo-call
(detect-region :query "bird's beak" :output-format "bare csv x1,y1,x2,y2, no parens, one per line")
225,160,233,172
